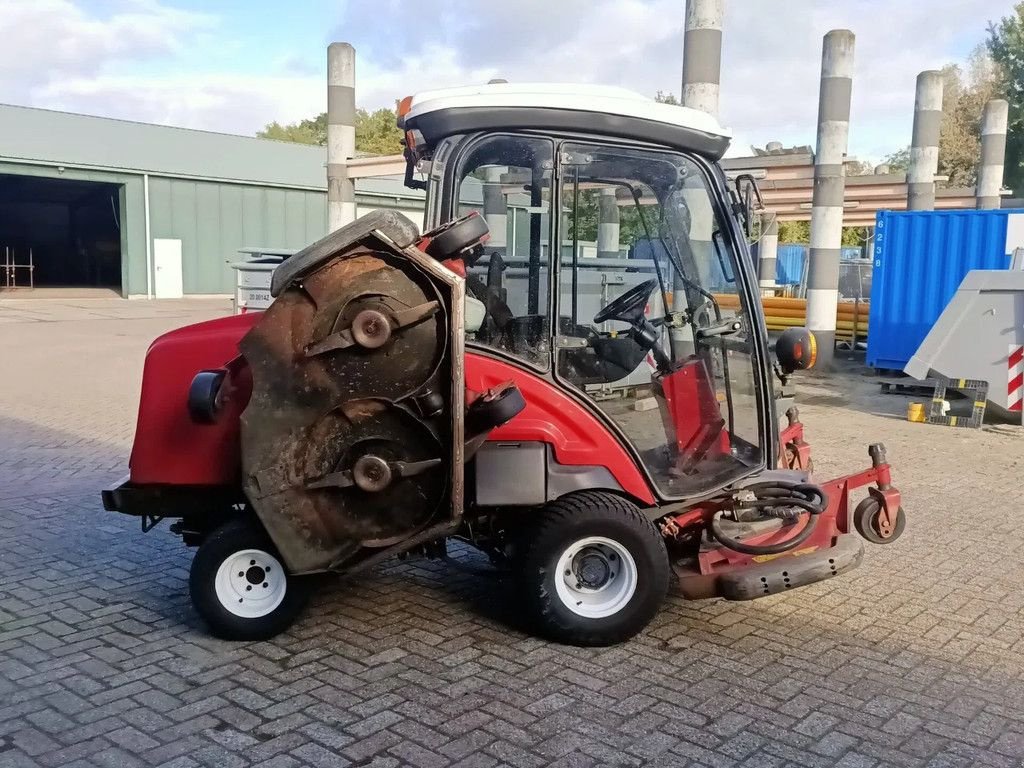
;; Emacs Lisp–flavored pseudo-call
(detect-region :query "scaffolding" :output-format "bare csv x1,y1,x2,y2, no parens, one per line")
2,246,34,289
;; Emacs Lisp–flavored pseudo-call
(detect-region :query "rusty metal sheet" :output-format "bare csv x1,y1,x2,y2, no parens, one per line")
239,244,455,574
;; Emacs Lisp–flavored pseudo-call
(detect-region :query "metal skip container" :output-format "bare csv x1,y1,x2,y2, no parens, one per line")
867,209,1024,371
905,269,1024,420
230,247,296,314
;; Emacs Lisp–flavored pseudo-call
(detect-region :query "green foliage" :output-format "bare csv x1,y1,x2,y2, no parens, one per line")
257,114,326,145
842,226,870,248
778,220,809,243
354,107,405,155
988,2,1024,194
256,106,404,156
882,146,910,173
937,56,1000,187
654,91,680,105
777,220,866,251
565,189,648,246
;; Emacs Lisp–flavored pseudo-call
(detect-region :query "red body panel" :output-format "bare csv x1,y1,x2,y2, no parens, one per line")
128,316,656,505
656,357,730,459
129,313,259,485
465,354,656,504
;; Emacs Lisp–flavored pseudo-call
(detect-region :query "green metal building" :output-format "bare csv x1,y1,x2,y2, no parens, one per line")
0,104,424,298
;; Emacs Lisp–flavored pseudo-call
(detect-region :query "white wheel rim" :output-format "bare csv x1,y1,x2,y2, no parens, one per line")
554,536,638,619
214,548,287,619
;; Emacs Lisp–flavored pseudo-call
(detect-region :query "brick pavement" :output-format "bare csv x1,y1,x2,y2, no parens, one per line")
2,298,1024,767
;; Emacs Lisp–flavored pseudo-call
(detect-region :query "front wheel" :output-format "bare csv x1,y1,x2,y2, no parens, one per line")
520,491,670,646
189,517,311,640
853,498,906,544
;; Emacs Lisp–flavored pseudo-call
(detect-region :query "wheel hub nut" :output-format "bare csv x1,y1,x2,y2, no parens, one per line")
353,454,392,492
351,309,392,349
576,552,611,588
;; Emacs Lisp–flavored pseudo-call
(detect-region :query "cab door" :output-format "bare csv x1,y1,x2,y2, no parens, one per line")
553,141,768,499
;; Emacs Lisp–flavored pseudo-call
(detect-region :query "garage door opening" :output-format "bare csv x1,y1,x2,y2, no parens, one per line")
0,174,123,293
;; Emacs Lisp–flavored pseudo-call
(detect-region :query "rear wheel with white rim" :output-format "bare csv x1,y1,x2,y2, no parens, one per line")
520,491,670,646
190,518,311,641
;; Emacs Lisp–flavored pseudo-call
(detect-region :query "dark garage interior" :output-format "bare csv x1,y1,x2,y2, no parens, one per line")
0,174,123,292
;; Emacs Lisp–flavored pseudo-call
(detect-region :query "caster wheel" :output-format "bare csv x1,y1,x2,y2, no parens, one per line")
519,491,670,646
853,498,906,544
190,517,311,640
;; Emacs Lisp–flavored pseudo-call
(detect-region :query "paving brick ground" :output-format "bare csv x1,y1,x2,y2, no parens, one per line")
3,297,1024,768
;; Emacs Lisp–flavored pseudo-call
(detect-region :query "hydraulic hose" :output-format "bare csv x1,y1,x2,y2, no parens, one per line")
709,481,828,556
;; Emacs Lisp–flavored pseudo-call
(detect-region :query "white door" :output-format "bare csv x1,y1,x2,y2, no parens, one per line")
153,238,183,298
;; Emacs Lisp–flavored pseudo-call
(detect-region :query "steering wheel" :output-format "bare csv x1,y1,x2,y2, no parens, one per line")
593,279,658,325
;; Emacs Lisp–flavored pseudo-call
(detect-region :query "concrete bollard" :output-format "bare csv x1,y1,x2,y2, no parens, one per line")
806,29,855,368
327,43,357,231
907,70,943,211
976,99,1009,209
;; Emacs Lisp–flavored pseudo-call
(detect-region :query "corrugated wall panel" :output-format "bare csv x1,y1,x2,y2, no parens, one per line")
306,193,326,236
263,189,288,246
241,187,266,246
866,209,1021,370
148,180,327,295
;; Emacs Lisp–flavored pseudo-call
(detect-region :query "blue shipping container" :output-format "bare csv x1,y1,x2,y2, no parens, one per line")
866,209,1022,370
774,244,864,285
776,244,805,284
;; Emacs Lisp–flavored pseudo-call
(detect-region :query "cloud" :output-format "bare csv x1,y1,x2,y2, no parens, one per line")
0,0,214,103
33,74,325,135
1,0,1015,161
333,0,1013,162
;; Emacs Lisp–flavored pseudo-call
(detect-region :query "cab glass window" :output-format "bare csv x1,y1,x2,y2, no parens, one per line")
556,143,762,497
454,135,555,369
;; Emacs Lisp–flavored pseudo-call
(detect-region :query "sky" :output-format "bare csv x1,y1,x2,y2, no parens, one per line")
0,0,1014,163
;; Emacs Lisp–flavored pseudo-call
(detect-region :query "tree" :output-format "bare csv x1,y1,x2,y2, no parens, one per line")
778,220,810,243
882,146,910,173
845,160,875,176
256,107,404,155
353,107,405,155
654,91,680,105
988,2,1024,194
257,114,326,145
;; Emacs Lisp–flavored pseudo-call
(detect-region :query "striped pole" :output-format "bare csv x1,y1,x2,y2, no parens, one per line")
327,42,357,231
807,29,855,369
681,0,723,119
482,166,507,248
675,0,723,346
907,70,943,210
758,215,778,288
596,188,620,259
977,99,1009,209
1009,344,1023,416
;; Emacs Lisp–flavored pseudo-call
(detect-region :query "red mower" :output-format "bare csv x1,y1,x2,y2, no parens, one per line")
104,84,905,645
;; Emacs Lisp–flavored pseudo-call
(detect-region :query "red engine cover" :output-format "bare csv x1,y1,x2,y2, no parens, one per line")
129,317,655,505
129,313,259,486
466,355,655,505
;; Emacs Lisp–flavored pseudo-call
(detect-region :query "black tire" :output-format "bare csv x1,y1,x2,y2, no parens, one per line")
188,369,225,424
189,517,311,641
853,498,906,544
424,213,490,259
519,491,670,646
465,385,527,436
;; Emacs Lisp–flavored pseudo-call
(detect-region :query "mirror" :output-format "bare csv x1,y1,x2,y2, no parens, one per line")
732,174,765,237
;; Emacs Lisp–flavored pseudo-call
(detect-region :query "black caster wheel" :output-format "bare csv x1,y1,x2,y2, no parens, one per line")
853,498,906,544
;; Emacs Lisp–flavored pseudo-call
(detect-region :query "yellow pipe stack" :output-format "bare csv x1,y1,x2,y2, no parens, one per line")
713,295,870,342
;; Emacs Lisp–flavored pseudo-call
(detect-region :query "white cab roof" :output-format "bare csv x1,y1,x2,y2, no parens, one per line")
405,82,731,140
